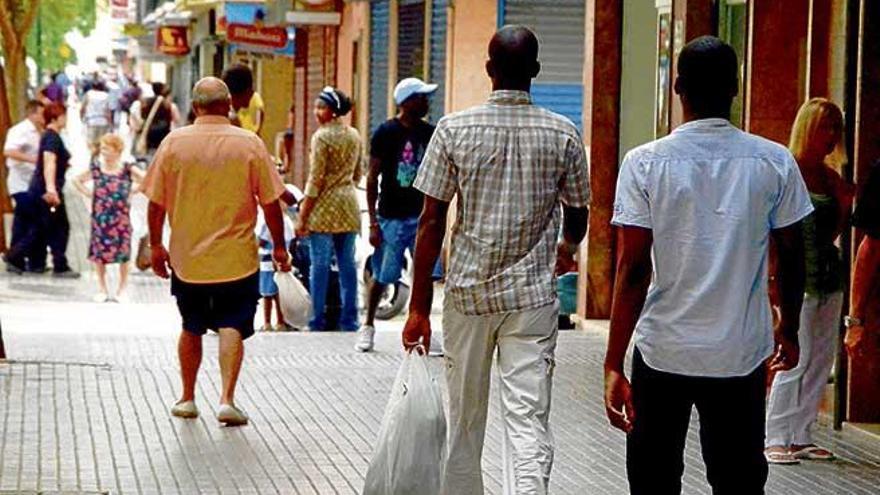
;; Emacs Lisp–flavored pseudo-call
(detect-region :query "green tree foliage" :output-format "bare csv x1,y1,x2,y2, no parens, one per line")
26,0,97,76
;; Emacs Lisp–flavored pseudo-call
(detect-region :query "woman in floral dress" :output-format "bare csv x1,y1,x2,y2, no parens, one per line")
74,134,145,302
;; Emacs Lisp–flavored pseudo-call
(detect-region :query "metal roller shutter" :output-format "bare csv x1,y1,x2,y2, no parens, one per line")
429,0,447,124
370,0,390,135
502,0,585,130
306,26,327,150
398,0,426,80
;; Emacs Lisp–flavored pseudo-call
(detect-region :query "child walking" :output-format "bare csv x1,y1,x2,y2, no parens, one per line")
74,133,145,302
256,190,297,331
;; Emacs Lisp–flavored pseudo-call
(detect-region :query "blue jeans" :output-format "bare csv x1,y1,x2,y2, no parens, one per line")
371,216,444,284
372,216,418,284
308,232,359,331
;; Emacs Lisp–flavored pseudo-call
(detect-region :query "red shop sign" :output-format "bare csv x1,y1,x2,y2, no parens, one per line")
156,26,190,56
227,23,288,49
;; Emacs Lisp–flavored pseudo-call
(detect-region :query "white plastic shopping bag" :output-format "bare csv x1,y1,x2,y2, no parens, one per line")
274,271,311,329
363,350,447,495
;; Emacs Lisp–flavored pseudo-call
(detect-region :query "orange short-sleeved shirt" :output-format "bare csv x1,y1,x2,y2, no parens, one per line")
143,115,286,283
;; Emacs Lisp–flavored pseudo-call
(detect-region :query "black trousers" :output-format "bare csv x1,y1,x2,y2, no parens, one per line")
10,192,47,270
7,196,70,272
627,349,768,495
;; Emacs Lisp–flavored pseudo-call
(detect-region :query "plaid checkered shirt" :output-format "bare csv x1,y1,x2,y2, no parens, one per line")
414,90,591,315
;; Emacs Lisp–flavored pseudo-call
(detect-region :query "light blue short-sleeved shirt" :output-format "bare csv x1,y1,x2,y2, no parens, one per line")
612,118,814,377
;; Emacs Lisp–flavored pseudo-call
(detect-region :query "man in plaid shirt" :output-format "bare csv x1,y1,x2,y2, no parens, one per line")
403,25,591,495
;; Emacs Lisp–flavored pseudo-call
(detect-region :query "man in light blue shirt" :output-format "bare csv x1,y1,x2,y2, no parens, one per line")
604,36,813,494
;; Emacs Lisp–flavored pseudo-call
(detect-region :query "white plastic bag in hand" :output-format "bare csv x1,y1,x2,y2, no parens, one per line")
274,271,311,329
363,350,447,495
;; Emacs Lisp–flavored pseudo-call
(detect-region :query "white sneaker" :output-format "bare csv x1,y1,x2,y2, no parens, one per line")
170,400,199,419
217,404,249,426
355,325,376,352
92,292,109,303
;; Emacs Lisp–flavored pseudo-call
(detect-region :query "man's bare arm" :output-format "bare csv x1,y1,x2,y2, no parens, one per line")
851,236,880,321
604,226,653,373
770,223,806,341
408,197,450,318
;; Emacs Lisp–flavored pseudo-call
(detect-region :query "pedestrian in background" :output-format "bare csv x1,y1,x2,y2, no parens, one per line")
356,77,438,352
256,188,297,332
845,161,880,359
765,98,853,464
223,64,264,136
294,87,362,332
44,73,65,104
6,103,79,279
73,134,145,303
403,26,591,494
81,80,112,156
605,36,812,494
134,83,174,165
2,99,46,273
143,77,291,426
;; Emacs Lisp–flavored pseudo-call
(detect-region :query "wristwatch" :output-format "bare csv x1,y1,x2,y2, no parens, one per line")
844,315,864,329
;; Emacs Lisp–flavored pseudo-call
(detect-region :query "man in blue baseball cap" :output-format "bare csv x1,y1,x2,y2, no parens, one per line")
355,77,439,353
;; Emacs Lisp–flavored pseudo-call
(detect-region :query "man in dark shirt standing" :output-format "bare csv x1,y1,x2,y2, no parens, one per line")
845,162,880,357
355,78,438,353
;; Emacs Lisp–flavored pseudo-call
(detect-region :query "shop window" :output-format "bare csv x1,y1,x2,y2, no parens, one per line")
655,10,673,138
717,0,749,129
398,0,426,80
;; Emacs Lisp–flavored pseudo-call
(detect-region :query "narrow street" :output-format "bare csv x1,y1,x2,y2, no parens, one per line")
2,0,880,489
1,120,879,492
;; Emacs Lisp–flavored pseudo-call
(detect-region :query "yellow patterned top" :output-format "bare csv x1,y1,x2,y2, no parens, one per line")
304,120,364,233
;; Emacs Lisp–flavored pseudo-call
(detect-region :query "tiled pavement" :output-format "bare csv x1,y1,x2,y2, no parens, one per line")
2,127,880,494
3,299,880,495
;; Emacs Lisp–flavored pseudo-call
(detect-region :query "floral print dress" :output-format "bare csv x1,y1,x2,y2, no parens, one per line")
88,159,134,264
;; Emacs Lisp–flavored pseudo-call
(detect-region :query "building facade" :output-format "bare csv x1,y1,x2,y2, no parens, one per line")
133,0,880,432
340,0,880,433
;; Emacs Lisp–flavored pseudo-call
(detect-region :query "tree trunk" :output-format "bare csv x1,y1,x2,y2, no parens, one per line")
3,46,28,123
0,60,11,252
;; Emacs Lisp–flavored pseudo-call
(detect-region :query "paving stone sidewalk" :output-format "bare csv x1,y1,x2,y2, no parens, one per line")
2,294,880,495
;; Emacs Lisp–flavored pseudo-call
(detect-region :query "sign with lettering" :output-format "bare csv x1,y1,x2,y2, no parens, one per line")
227,23,289,49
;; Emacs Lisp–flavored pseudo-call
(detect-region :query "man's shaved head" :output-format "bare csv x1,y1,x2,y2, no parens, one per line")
486,25,541,91
674,36,738,119
192,77,231,116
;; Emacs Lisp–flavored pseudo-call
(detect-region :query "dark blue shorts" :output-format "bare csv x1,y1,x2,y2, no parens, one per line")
171,272,260,340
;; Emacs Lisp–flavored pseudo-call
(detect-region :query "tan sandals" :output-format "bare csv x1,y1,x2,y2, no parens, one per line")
765,444,836,465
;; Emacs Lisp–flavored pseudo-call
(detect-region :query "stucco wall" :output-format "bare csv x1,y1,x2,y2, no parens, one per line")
446,1,496,113
619,0,659,157
337,0,370,139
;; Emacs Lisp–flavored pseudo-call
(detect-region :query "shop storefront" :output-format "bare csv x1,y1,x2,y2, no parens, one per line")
364,0,448,135
498,0,585,129
224,0,296,155
286,5,342,187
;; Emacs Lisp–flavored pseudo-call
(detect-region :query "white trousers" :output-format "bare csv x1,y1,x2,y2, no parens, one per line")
766,292,843,447
441,300,558,495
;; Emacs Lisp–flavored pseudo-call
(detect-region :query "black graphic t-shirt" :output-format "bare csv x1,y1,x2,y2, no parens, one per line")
370,118,435,219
